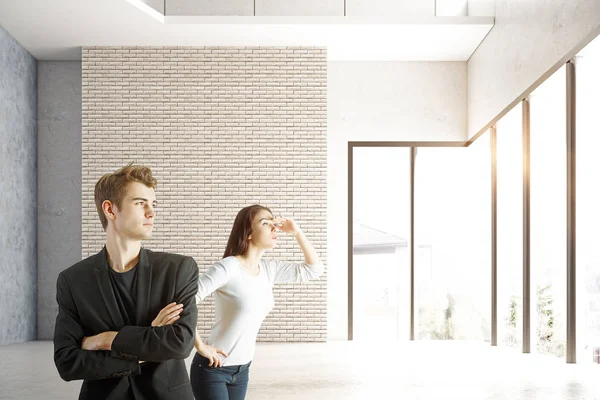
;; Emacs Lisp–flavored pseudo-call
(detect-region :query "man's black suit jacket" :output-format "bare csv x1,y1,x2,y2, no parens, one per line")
53,247,199,400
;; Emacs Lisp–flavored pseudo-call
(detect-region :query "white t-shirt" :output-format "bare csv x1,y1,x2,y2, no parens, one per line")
196,256,324,366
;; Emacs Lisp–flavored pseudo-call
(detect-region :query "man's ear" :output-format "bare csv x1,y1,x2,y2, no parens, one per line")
102,200,117,222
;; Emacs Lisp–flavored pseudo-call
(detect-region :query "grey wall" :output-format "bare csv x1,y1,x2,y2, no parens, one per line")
0,25,37,345
37,62,82,340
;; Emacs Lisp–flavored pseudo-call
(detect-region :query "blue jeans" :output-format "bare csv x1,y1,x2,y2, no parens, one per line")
190,353,251,400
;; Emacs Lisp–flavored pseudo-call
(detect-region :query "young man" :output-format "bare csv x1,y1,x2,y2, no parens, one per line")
53,164,198,399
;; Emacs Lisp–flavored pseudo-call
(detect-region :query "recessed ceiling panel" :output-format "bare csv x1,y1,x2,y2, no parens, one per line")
167,0,254,16
255,0,344,16
347,0,434,17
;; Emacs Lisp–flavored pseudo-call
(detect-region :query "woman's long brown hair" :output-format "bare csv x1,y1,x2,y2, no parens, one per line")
223,205,272,258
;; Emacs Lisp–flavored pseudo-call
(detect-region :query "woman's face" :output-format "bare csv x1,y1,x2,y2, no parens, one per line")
248,209,278,250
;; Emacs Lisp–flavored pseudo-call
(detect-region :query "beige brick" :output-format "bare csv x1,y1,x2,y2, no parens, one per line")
82,46,327,342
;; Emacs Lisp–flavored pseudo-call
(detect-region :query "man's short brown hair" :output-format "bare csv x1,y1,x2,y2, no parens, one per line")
94,164,158,230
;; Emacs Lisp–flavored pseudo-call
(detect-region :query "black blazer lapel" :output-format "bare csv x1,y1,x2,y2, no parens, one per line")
93,247,125,329
135,248,152,326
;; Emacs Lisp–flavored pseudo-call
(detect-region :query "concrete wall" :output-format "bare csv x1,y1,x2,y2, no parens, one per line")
0,24,37,345
37,61,82,340
468,0,600,139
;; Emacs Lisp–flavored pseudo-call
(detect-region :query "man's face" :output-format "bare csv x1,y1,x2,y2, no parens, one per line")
112,182,157,241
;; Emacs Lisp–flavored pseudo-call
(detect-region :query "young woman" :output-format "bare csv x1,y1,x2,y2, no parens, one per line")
190,204,323,399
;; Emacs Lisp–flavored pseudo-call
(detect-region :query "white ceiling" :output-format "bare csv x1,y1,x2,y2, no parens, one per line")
0,0,494,61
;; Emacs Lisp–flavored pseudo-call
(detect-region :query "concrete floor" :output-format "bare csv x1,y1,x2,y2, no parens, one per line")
0,340,599,399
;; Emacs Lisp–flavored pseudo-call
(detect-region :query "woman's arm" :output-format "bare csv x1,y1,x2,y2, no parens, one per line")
196,259,230,303
270,217,324,283
276,217,320,266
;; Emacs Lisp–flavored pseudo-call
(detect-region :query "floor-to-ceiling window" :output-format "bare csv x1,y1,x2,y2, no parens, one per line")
529,66,567,358
576,35,600,365
467,133,492,344
348,35,600,363
496,105,523,350
414,144,490,341
352,147,411,341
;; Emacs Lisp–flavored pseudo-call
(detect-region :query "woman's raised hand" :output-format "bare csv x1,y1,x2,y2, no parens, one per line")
274,217,299,235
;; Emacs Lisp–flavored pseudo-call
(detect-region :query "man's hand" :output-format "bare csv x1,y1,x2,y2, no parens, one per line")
81,331,118,351
152,302,184,327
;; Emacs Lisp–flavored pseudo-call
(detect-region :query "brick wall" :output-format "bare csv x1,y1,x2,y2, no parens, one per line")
81,46,327,341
